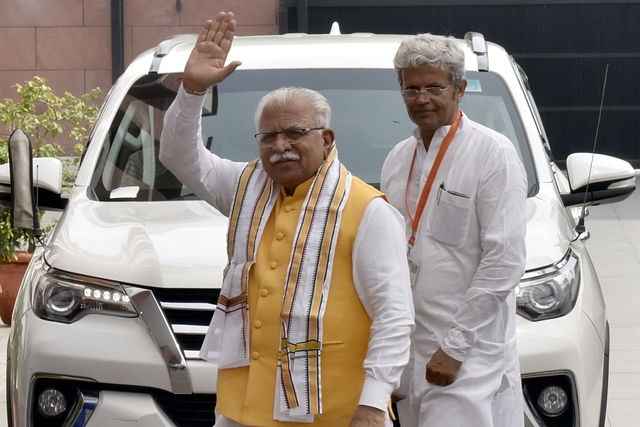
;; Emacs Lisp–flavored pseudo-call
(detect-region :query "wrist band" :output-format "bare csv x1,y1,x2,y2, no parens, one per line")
183,82,208,96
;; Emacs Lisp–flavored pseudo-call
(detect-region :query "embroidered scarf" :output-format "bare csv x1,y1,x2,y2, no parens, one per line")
199,146,351,422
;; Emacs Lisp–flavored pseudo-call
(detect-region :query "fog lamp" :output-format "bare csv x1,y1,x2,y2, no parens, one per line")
37,388,67,417
537,385,568,416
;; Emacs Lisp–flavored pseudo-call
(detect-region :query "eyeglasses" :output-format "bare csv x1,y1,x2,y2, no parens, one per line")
254,127,324,147
401,84,453,100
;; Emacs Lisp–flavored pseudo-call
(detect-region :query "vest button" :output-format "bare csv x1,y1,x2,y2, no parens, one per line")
254,320,262,329
252,351,260,360
276,232,284,241
269,261,278,269
284,205,293,213
260,289,269,297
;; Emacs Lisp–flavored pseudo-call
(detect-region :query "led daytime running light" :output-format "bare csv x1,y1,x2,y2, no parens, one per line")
33,271,137,323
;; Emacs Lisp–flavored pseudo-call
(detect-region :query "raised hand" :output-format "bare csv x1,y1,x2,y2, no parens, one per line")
183,12,242,94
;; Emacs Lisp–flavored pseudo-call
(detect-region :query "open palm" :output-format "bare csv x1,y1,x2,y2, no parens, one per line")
184,12,242,93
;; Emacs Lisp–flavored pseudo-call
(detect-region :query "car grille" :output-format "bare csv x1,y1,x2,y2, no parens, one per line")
152,388,217,427
152,288,220,359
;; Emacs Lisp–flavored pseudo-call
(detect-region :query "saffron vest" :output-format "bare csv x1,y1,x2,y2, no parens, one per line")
216,176,382,426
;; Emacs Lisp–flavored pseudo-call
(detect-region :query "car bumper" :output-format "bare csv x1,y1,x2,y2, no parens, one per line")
8,309,217,427
517,305,608,427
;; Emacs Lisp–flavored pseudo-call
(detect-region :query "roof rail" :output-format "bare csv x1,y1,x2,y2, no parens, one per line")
149,34,194,73
464,32,488,72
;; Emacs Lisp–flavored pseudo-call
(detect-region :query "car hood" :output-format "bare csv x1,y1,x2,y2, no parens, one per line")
524,190,574,271
45,195,230,289
44,186,572,288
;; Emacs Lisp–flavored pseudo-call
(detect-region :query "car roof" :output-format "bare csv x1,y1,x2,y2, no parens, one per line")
139,31,507,76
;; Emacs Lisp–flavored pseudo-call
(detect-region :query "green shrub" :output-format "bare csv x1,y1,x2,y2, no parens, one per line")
0,77,101,262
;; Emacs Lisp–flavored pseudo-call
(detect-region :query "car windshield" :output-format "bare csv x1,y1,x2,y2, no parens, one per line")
89,69,535,202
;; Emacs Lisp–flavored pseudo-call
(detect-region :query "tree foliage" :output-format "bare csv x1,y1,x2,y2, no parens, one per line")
0,77,101,262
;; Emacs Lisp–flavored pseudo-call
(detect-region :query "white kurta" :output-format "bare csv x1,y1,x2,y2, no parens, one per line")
381,113,527,427
159,87,415,423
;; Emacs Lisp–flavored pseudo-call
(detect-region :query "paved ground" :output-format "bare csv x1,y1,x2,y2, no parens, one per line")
0,184,637,427
587,181,640,427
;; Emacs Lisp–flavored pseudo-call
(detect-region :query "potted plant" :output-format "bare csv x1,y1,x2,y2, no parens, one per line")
0,76,101,325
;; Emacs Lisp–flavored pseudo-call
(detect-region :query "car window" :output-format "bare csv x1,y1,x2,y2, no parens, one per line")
90,69,536,201
461,72,536,195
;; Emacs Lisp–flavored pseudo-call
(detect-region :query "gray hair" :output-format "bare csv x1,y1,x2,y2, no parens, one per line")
394,33,466,91
254,87,331,130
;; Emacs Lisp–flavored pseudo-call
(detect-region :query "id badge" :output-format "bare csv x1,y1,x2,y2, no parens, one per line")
407,256,421,288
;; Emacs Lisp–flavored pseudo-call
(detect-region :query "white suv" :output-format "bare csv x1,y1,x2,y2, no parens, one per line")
3,28,635,427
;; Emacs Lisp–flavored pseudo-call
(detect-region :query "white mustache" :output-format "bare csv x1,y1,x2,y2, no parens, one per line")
270,151,300,164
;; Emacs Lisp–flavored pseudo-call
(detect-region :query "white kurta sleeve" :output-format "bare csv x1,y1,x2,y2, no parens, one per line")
159,85,247,216
352,197,415,411
441,143,527,362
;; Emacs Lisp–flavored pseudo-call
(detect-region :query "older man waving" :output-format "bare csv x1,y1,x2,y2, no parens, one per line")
159,12,414,427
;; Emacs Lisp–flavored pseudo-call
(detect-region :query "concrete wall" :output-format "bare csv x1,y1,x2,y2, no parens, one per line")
0,0,278,104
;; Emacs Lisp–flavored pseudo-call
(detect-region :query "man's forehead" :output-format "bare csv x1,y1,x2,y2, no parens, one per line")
266,95,308,111
403,64,448,78
260,100,314,126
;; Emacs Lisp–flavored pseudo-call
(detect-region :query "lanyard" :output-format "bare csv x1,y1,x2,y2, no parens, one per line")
404,110,462,253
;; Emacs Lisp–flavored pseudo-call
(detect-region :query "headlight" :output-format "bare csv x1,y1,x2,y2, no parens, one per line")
33,270,138,323
516,249,580,321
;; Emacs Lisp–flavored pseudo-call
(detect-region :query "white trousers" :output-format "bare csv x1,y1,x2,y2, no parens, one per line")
397,341,524,427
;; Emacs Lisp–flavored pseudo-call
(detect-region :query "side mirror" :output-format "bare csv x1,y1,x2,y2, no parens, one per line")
6,129,40,234
201,85,218,117
561,153,636,207
0,130,66,215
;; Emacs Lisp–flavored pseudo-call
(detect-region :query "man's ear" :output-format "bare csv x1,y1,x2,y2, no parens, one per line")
322,128,335,155
455,79,468,102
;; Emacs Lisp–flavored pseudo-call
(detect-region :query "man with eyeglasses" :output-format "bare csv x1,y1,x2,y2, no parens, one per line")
159,12,414,427
380,34,528,427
